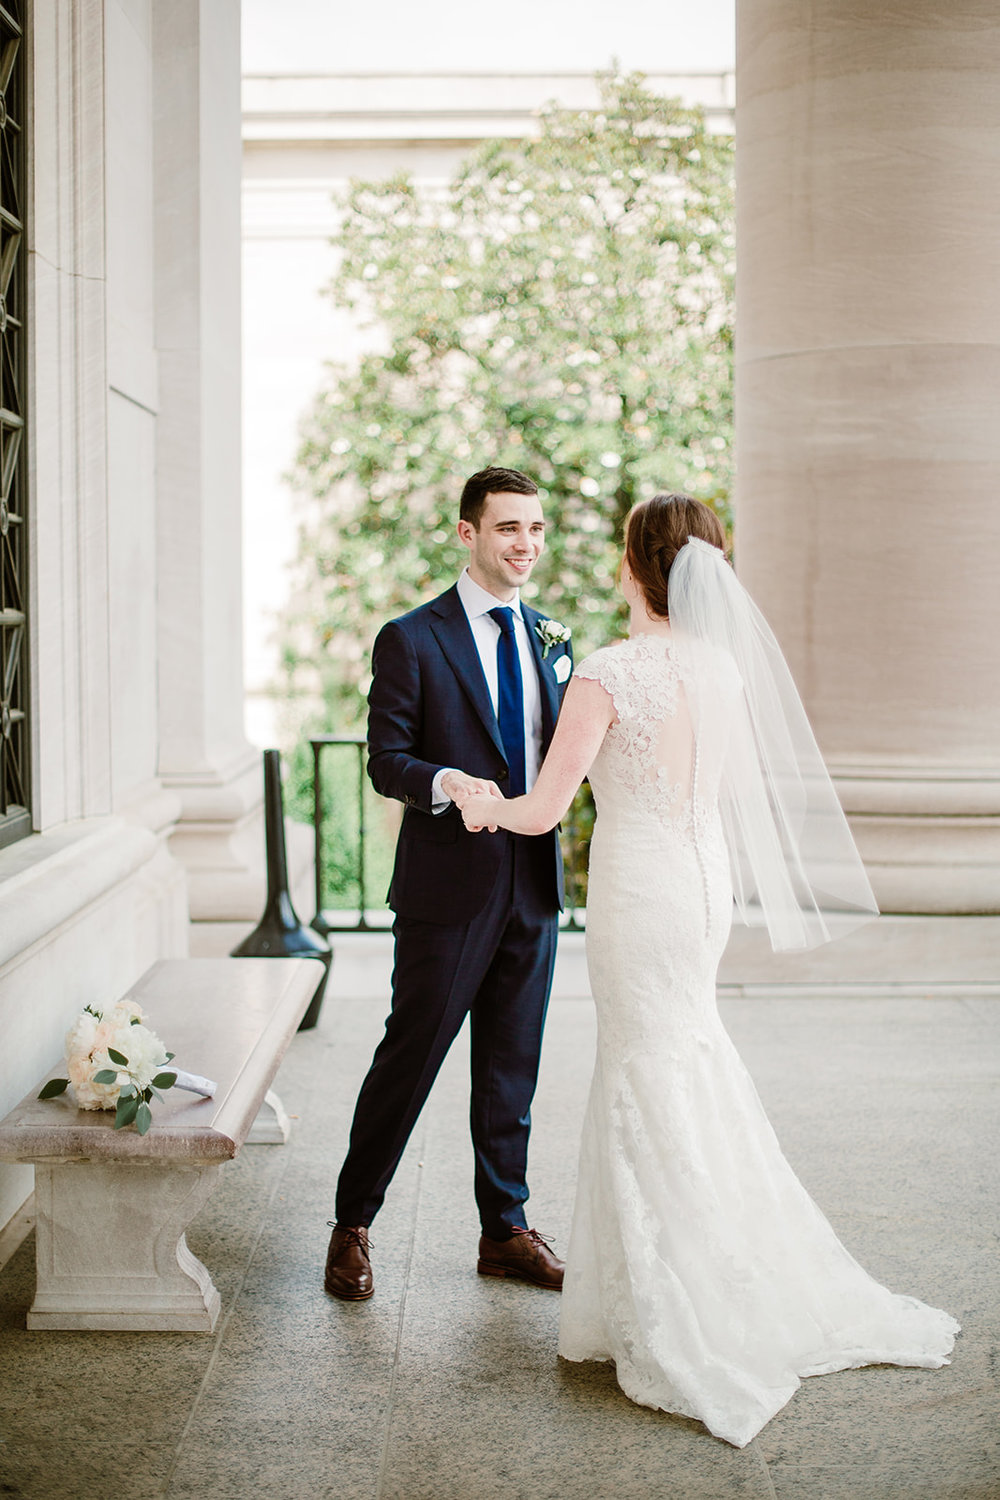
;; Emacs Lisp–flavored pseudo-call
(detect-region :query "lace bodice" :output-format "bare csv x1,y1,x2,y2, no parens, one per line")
576,634,720,839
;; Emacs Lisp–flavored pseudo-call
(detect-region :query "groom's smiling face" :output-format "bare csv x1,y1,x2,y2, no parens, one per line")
458,490,546,601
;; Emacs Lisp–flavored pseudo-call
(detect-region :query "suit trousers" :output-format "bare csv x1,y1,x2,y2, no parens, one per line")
335,833,558,1239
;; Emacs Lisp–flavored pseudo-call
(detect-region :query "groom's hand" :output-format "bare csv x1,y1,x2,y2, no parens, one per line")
461,794,501,835
440,770,502,811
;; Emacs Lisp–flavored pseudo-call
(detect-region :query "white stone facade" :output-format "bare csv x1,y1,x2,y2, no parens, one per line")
0,0,265,1236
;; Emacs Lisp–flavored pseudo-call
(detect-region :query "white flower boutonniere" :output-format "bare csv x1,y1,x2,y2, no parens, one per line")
535,618,572,659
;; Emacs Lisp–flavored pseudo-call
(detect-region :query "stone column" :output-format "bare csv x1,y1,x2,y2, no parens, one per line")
735,0,1000,911
152,0,265,949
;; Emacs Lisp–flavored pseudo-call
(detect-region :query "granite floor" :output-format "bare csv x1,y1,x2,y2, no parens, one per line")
1,936,998,1500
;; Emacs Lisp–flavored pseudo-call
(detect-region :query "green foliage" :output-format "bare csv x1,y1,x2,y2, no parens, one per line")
562,784,597,911
38,1050,180,1133
277,70,733,739
115,1092,140,1130
37,1077,68,1099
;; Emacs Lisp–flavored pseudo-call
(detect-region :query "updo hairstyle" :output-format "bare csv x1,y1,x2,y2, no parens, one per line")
623,493,726,618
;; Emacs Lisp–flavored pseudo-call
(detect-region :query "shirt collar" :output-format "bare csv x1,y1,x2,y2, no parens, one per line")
457,567,524,621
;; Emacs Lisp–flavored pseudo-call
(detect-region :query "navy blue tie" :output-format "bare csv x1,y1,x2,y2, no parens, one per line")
488,606,526,797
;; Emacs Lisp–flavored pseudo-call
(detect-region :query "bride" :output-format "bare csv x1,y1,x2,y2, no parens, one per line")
459,493,959,1448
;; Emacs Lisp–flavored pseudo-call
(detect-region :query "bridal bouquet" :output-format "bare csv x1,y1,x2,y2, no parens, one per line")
38,1000,215,1135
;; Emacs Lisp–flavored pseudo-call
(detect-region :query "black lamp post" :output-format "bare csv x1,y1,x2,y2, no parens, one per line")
231,749,332,1031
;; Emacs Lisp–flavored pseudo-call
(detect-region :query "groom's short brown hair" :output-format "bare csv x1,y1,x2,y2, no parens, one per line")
459,467,538,528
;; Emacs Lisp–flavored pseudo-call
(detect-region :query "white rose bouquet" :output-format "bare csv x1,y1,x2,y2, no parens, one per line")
38,1001,214,1135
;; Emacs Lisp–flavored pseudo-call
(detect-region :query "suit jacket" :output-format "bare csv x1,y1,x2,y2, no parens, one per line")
367,584,573,924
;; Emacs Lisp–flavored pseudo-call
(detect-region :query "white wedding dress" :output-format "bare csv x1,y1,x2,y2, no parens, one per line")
557,634,959,1448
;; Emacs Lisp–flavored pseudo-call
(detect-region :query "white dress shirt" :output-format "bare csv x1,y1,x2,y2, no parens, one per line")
431,568,543,809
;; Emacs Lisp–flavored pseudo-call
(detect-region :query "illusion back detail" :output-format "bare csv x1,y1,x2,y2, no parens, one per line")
576,634,736,956
577,635,722,831
559,638,959,1449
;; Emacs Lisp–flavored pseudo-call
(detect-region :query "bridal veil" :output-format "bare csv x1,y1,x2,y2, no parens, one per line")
668,537,879,951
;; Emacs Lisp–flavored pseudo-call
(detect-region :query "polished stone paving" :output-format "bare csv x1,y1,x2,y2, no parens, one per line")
1,936,998,1499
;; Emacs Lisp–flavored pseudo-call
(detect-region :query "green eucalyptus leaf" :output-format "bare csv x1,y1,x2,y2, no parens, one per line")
165,1052,175,1062
114,1094,140,1130
107,1048,129,1066
92,1069,119,1085
135,1102,153,1136
153,1072,177,1090
38,1078,69,1100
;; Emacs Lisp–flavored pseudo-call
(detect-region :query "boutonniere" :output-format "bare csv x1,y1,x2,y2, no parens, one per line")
535,618,572,659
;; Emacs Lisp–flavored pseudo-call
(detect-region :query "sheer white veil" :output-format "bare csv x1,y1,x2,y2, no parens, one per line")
668,537,878,952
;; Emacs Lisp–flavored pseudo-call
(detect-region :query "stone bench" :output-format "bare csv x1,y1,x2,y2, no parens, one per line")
0,957,320,1333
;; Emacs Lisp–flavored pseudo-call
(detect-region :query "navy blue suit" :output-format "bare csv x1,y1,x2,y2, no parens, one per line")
335,583,572,1238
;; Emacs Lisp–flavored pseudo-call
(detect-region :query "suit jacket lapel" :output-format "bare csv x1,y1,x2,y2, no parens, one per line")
429,587,506,761
522,603,560,750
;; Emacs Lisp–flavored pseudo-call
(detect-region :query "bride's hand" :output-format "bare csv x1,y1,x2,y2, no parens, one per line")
462,793,501,834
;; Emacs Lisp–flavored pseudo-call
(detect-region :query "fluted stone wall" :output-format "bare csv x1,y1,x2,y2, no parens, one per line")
736,0,1000,911
0,0,264,1236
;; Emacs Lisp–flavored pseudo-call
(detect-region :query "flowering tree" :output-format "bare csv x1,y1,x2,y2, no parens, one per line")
279,71,733,736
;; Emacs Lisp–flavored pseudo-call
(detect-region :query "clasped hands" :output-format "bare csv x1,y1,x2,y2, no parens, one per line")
440,769,504,834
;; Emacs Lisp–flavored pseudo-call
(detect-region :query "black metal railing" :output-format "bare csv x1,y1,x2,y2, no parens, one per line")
309,734,590,933
309,735,389,933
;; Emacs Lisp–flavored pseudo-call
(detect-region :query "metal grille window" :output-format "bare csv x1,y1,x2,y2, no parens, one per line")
0,0,28,850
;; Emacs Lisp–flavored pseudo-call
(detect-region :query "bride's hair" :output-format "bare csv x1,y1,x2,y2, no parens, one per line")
624,493,726,617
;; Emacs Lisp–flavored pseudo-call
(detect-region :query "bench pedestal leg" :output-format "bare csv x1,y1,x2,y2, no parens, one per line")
28,1160,224,1331
246,1088,291,1144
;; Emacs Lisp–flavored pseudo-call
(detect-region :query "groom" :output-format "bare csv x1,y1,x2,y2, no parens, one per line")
325,467,573,1300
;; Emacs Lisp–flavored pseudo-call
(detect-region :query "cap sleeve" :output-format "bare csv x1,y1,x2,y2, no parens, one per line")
574,644,632,722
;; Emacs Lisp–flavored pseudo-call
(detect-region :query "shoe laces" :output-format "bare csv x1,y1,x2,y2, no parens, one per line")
327,1221,373,1250
511,1227,554,1248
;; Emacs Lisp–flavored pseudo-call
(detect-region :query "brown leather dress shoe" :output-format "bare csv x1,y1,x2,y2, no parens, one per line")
324,1223,374,1300
477,1227,564,1289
